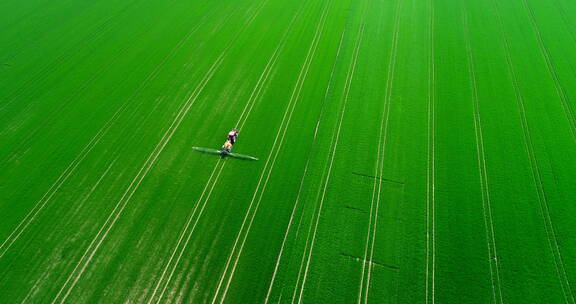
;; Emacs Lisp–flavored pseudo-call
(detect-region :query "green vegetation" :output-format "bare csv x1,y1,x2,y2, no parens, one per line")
1,0,575,303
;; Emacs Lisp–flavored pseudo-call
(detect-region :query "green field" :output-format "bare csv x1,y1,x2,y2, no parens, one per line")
1,0,576,303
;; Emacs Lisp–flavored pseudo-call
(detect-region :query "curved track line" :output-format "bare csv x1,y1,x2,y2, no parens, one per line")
264,26,347,304
521,0,576,140
361,1,402,302
295,23,364,304
0,7,217,260
462,9,504,304
494,0,575,302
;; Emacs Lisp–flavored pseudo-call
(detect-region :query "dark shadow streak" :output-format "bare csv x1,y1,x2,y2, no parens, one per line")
344,205,366,213
352,172,404,185
340,252,399,271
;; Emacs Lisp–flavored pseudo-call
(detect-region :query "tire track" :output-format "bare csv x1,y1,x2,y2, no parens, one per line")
462,9,504,304
358,0,401,302
425,0,436,302
49,2,270,302
1,1,226,152
209,1,333,303
263,25,347,304
17,156,119,304
288,15,349,304
552,0,576,47
234,1,305,130
493,0,575,302
0,4,221,260
146,159,226,303
293,22,364,304
0,33,133,164
146,2,299,301
521,0,576,140
0,0,141,112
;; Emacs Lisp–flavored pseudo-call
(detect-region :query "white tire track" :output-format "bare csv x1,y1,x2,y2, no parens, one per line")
147,159,224,299
493,0,575,302
263,26,347,304
50,2,268,302
17,157,119,304
358,0,401,302
210,2,334,303
462,9,504,304
0,7,217,259
425,0,436,302
147,2,298,301
295,22,365,304
521,0,576,140
150,160,226,303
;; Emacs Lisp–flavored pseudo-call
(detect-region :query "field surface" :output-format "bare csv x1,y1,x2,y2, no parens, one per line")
1,0,576,303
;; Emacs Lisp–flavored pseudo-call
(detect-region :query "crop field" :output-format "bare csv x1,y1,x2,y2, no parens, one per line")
1,0,576,303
